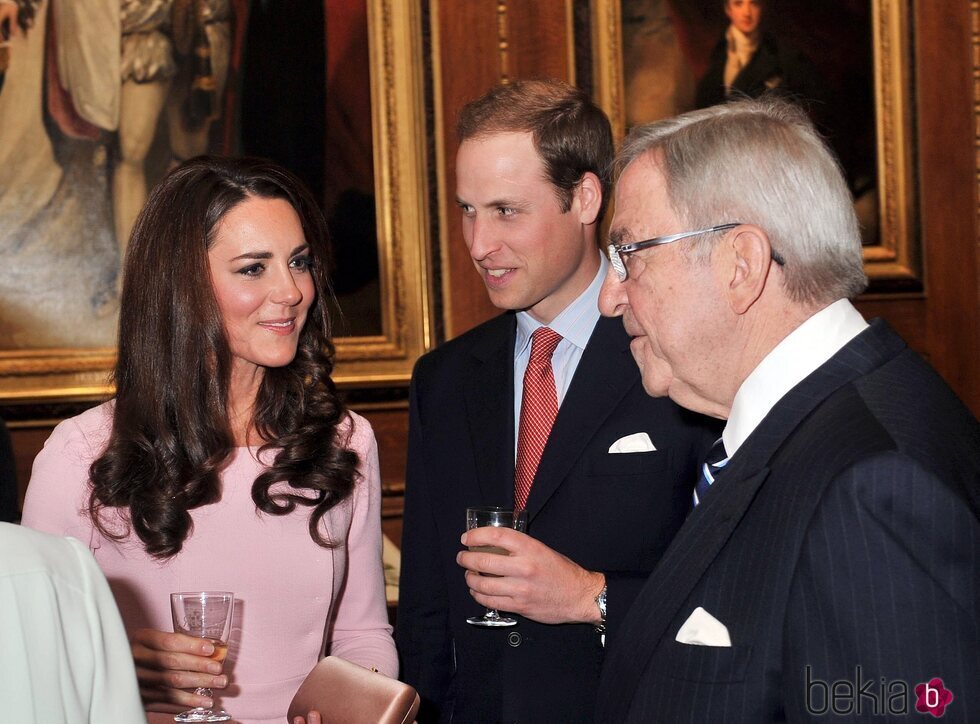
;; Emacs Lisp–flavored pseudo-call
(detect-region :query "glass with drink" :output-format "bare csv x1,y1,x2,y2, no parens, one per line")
170,591,235,722
465,506,527,627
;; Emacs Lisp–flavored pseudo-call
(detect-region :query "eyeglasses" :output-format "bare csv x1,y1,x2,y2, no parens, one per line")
606,223,785,281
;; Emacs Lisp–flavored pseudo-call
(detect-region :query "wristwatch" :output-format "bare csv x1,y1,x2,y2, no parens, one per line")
594,584,608,645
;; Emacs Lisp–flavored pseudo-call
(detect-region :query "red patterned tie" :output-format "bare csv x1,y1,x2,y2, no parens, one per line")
514,327,563,510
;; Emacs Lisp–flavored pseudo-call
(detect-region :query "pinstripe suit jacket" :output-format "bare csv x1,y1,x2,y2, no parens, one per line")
596,319,980,723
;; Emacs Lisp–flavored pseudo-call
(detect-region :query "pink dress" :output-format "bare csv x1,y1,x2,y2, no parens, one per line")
23,402,397,724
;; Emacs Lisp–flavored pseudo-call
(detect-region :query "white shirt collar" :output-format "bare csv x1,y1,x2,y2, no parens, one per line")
726,24,759,61
723,299,869,457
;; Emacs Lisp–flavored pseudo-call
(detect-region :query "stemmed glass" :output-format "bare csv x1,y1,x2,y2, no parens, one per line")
170,591,235,723
465,506,527,627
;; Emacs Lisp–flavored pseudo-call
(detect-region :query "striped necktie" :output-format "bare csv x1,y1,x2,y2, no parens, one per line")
514,327,563,510
693,437,729,507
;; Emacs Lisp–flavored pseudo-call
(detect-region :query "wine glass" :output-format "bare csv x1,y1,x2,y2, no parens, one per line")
465,506,527,627
170,591,235,723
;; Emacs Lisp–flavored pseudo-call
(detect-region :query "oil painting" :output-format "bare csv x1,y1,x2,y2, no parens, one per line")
588,0,919,287
0,0,431,402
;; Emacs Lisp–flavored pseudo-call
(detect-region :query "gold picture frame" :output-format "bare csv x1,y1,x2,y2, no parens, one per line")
0,0,433,404
588,0,920,291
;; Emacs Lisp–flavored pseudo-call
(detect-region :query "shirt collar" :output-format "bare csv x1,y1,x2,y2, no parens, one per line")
727,24,760,54
723,298,869,457
516,252,607,355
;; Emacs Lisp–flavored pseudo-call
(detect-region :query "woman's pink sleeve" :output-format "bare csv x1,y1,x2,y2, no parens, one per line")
326,417,399,678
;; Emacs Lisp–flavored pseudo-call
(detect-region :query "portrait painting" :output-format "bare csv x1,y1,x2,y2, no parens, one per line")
0,0,430,402
586,0,919,286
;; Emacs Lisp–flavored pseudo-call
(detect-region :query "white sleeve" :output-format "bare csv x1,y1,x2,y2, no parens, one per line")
0,524,146,723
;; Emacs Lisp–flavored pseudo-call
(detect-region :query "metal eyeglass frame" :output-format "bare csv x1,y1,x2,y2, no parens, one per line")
607,223,785,282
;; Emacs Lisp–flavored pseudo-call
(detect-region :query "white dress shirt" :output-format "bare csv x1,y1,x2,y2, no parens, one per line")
723,299,870,458
0,523,146,723
513,253,607,459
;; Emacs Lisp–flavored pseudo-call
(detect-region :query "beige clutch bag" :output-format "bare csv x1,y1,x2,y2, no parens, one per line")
287,656,420,724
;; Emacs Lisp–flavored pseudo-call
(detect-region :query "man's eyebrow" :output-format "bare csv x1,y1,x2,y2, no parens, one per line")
486,197,527,208
454,196,529,209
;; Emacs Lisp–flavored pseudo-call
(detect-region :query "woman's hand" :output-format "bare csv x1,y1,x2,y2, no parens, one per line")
130,627,229,712
293,711,321,724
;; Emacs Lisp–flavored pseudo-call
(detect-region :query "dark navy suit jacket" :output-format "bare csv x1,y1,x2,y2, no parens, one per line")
596,320,980,722
397,313,717,723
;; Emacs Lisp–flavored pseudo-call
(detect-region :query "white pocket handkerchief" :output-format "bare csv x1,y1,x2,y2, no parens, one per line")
608,432,656,453
675,606,732,647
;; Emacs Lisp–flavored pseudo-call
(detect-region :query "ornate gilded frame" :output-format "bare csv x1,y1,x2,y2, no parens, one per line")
0,0,433,404
588,0,921,290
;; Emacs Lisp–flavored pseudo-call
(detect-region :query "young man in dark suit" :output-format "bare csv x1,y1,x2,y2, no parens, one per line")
597,96,979,722
396,79,716,723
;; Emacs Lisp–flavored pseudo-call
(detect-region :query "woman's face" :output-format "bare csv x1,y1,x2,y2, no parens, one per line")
208,196,316,387
726,0,762,35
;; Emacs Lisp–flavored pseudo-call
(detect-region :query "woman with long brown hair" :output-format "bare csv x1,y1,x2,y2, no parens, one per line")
24,156,396,723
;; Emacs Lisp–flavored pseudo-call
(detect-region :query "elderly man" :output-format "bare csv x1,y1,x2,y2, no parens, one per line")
596,97,979,722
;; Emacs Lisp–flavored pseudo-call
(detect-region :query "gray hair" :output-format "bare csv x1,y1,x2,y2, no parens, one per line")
617,97,867,304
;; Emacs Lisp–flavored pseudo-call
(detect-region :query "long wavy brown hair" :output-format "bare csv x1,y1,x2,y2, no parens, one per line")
89,156,358,559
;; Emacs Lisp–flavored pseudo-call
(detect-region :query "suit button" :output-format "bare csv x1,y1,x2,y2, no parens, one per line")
507,632,522,647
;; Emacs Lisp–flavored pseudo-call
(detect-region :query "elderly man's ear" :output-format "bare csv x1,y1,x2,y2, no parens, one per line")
725,225,776,315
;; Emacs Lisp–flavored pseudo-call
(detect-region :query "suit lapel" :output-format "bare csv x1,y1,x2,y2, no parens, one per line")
463,315,517,506
598,319,908,720
597,461,771,721
523,317,639,521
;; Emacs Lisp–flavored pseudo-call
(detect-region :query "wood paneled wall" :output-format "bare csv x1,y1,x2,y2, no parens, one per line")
853,0,979,415
433,0,576,338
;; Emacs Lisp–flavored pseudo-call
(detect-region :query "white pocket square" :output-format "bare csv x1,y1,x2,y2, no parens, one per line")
608,432,656,453
675,606,731,647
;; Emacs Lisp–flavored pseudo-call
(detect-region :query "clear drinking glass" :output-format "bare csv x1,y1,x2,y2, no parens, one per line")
170,591,235,723
465,506,528,627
